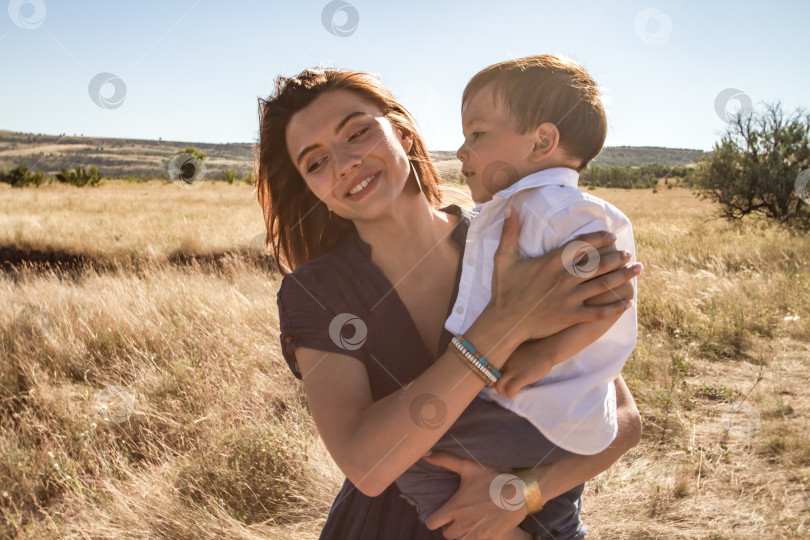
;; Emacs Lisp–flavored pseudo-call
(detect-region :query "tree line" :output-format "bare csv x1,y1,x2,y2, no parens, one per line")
5,106,808,228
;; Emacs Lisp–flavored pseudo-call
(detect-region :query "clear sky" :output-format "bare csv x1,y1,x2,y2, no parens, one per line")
1,0,807,151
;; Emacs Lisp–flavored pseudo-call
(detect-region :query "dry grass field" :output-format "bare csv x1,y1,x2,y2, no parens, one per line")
1,180,809,539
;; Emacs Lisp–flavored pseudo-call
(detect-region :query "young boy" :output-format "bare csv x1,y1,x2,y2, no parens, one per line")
395,55,638,540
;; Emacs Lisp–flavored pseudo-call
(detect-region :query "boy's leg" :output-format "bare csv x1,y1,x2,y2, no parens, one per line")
518,483,587,540
432,396,587,539
395,457,461,523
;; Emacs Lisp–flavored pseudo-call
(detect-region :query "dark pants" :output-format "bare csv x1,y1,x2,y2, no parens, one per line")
396,396,587,539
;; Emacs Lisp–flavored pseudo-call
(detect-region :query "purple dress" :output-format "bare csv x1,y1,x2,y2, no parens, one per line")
277,205,585,540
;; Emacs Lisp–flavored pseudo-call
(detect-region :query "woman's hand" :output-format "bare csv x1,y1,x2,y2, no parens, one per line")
484,206,641,347
493,276,638,399
421,451,528,540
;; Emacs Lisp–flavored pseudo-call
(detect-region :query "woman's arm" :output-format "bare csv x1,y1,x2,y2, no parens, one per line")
294,212,639,497
494,279,638,398
532,374,641,501
421,376,641,539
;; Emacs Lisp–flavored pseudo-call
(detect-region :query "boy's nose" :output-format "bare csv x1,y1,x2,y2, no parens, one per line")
456,142,468,162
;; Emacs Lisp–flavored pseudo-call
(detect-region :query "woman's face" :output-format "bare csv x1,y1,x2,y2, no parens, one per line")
286,89,414,222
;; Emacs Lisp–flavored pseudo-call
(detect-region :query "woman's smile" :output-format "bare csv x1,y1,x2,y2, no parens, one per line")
345,171,380,199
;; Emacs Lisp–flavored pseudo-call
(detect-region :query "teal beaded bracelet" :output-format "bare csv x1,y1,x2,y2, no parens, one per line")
450,334,502,386
457,334,502,378
450,337,497,385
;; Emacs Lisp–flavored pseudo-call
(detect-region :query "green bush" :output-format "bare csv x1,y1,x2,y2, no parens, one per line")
55,165,103,187
694,102,809,225
579,163,698,189
0,165,45,187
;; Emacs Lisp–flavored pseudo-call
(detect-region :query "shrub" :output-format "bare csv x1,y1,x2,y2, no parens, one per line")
694,102,810,226
0,165,45,187
55,165,104,187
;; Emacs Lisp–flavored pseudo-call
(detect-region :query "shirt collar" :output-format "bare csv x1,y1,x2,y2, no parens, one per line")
492,167,579,200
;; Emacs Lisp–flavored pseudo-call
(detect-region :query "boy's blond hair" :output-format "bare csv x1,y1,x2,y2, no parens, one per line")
463,55,607,171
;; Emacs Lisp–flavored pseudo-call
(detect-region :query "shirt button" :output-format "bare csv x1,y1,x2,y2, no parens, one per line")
465,256,475,266
455,305,465,315
284,335,295,344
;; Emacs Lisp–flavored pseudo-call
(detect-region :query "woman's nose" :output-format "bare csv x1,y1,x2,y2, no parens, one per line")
335,148,362,178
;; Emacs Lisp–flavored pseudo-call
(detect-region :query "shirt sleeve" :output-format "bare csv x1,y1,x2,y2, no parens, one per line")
276,267,366,380
520,192,635,263
518,190,638,354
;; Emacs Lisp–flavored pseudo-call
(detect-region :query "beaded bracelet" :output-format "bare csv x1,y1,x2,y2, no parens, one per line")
456,334,502,379
449,338,496,386
449,334,502,386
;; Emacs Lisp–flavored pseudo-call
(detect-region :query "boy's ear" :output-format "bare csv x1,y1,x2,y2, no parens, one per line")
527,122,560,162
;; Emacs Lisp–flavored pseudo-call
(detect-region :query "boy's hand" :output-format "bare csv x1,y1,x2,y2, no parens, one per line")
494,340,556,399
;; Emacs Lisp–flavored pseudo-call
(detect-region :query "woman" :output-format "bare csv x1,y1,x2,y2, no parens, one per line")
256,68,642,540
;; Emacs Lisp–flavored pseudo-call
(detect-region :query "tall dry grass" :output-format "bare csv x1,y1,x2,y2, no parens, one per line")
2,259,342,538
1,181,809,538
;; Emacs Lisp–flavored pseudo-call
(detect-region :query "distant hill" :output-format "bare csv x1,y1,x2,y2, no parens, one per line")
592,146,705,167
0,130,255,180
0,130,705,179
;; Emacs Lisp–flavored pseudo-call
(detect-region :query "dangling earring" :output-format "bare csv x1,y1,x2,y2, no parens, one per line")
410,159,424,194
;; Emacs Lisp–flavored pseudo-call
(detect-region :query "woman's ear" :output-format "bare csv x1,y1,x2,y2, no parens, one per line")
528,122,560,162
399,128,415,154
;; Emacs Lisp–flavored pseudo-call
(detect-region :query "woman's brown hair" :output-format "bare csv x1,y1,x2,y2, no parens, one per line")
255,68,443,274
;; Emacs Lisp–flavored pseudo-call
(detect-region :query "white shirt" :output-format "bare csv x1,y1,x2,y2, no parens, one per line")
445,167,637,455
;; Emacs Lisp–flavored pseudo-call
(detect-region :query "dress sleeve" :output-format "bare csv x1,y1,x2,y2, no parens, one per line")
276,267,366,380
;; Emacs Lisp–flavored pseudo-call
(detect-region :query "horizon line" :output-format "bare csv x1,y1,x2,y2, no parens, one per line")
0,128,710,153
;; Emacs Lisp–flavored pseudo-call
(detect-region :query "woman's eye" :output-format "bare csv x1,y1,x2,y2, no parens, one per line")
471,131,483,140
348,127,369,141
307,157,326,173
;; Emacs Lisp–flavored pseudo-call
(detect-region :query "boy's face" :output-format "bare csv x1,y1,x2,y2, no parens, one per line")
456,84,536,203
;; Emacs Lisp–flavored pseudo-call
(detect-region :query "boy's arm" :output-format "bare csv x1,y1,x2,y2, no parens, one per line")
494,280,635,398
494,196,637,398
